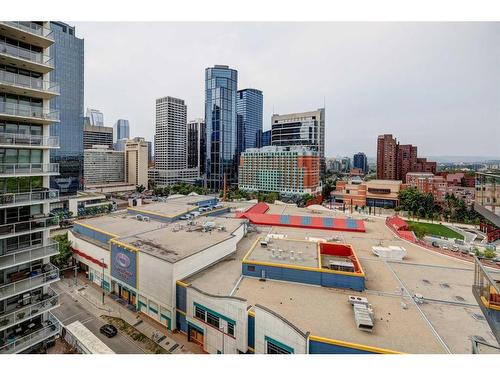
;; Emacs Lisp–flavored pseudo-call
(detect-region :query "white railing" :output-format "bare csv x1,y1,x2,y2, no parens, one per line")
0,22,54,40
0,70,59,94
0,163,59,176
0,41,54,68
0,133,59,148
0,241,59,270
0,189,59,208
0,313,60,354
0,216,59,238
0,263,59,301
0,102,59,121
0,291,59,330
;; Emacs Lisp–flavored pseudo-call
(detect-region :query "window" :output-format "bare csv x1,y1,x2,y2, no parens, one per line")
195,306,206,321
227,322,234,336
266,339,293,354
206,311,220,328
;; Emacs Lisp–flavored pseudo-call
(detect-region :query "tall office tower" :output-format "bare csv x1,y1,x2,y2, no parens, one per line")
83,124,113,149
155,96,187,170
113,119,130,143
205,65,238,191
353,152,368,174
125,137,149,188
236,88,263,155
261,129,271,147
0,21,62,354
49,22,84,196
145,140,153,165
271,108,325,174
187,119,206,175
85,108,104,126
376,134,398,180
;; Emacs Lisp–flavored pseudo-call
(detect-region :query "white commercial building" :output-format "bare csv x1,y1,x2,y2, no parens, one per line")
83,145,125,187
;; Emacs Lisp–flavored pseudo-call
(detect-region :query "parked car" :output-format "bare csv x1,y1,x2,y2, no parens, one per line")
179,215,189,220
100,324,117,338
431,241,439,248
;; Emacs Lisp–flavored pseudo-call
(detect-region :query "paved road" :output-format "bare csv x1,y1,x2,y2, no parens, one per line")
51,284,145,354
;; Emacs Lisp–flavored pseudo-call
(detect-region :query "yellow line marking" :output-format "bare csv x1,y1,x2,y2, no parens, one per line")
309,335,403,354
176,280,190,288
481,296,500,311
74,221,117,238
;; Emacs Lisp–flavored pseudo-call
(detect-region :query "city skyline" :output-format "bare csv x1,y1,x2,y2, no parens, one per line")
75,22,499,158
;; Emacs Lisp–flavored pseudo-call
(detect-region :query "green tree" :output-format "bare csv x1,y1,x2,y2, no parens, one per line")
136,184,146,193
51,233,72,268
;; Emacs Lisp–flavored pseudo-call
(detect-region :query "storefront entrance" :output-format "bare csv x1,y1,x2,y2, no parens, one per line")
117,284,136,306
188,324,204,346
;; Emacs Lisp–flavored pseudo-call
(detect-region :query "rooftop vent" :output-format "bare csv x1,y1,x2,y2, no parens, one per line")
348,296,374,332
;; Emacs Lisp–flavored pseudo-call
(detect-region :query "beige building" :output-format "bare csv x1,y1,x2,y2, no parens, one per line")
125,137,149,188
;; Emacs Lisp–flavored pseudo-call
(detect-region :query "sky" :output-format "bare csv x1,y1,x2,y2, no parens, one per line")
73,22,500,158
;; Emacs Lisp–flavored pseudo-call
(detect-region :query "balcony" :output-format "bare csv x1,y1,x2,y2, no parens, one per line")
0,312,60,354
0,289,59,331
0,216,59,240
0,102,59,124
0,22,54,48
0,163,59,177
0,189,59,209
0,132,59,149
0,263,59,301
0,241,59,270
0,70,59,99
0,41,54,74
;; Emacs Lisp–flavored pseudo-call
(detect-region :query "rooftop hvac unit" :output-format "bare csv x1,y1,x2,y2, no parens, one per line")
136,214,143,221
348,295,369,307
270,248,276,258
278,249,283,259
290,250,295,261
260,240,268,247
143,216,150,222
297,251,303,261
353,303,374,332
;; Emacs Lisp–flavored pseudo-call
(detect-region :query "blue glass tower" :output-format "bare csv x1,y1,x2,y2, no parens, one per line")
114,119,130,143
204,65,238,191
353,152,368,174
49,22,84,196
236,88,263,155
261,130,272,147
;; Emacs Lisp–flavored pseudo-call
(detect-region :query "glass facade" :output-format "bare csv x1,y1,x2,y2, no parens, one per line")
114,119,130,143
353,152,368,174
236,88,263,156
204,65,238,191
261,129,272,147
49,22,84,196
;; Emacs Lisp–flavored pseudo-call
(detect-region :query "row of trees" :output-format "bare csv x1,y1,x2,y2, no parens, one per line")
397,186,480,224
152,183,210,197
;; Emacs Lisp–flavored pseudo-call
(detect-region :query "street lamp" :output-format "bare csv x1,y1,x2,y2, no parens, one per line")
101,258,105,305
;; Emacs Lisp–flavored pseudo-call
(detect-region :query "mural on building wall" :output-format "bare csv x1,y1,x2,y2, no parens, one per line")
111,243,138,288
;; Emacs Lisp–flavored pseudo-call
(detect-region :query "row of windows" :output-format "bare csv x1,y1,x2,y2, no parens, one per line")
194,305,235,337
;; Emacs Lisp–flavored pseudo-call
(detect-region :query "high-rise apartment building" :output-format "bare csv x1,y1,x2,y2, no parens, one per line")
83,124,113,149
353,152,368,174
85,107,104,126
151,96,198,186
83,145,125,186
113,119,129,143
238,146,321,196
271,108,325,173
125,137,149,188
49,22,84,196
205,65,238,191
0,21,62,353
236,88,263,155
376,134,435,181
187,118,206,175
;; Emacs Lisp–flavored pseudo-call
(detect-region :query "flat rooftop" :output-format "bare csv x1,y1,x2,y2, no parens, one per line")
235,277,445,354
246,237,319,268
75,213,244,263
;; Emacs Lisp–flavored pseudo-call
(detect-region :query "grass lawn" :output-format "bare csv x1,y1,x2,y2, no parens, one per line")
406,221,464,240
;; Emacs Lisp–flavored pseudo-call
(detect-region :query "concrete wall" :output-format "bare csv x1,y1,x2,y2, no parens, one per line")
186,286,248,354
254,304,308,354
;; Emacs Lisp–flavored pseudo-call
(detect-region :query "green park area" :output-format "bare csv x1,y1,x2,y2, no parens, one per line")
406,221,464,240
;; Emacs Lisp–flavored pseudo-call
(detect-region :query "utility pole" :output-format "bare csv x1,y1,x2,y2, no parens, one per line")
101,258,105,305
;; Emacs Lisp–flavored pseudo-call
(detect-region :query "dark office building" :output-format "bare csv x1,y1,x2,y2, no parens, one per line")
49,21,84,196
83,124,113,149
187,119,206,175
261,129,272,147
204,65,238,191
353,152,368,174
236,88,263,155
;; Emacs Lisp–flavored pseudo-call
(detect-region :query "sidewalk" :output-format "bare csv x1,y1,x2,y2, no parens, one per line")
56,276,203,354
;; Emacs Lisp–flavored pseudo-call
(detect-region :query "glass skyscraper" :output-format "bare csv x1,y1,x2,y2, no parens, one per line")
204,65,238,191
49,22,84,196
114,119,130,143
236,88,263,155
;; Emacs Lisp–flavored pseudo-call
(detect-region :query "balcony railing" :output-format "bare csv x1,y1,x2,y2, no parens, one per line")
0,312,60,354
0,70,59,95
0,102,59,122
0,133,59,148
0,216,59,238
0,41,54,68
0,189,59,208
0,22,54,40
0,163,59,176
0,241,59,270
0,263,59,301
0,289,59,331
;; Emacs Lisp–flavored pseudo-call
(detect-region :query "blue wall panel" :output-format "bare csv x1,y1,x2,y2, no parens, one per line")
73,224,113,245
309,339,376,354
176,283,187,312
176,311,187,333
248,315,255,349
243,264,365,291
206,207,231,217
